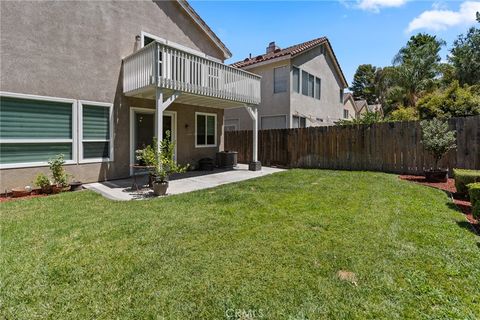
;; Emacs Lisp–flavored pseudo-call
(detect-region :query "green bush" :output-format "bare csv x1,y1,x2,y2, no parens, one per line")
467,182,480,219
34,173,51,189
453,169,480,194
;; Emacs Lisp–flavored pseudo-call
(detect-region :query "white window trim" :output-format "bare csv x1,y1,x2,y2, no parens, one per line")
195,112,217,148
0,91,78,169
78,100,114,164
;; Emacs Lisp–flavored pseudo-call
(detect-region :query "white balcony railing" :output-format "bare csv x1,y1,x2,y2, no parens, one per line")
123,42,261,105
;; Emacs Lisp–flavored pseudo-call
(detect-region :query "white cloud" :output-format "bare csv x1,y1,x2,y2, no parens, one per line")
407,1,480,33
357,0,407,12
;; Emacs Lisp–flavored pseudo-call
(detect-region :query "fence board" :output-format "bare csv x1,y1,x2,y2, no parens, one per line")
226,116,480,174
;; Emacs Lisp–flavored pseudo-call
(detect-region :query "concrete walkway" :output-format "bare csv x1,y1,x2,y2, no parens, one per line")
84,164,284,201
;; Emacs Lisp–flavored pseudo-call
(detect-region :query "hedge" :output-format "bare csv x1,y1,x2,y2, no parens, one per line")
453,169,480,194
468,183,480,220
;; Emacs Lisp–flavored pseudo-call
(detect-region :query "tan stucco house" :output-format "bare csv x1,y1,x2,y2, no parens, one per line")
224,38,348,130
342,92,357,120
0,0,261,191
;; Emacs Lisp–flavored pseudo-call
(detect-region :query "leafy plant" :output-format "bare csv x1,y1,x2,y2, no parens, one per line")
388,107,418,121
468,182,480,219
34,173,51,189
420,119,456,170
48,154,68,187
136,131,188,183
337,111,383,126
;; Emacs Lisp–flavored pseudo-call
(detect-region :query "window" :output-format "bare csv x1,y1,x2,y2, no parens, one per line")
292,115,307,128
315,77,321,100
302,71,309,96
344,109,349,119
308,74,315,97
274,66,288,93
79,101,113,162
340,89,344,103
196,112,216,147
0,93,76,168
260,115,287,130
292,67,300,93
224,119,239,132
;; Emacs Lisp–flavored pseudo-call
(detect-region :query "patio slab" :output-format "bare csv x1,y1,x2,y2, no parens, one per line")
84,164,285,201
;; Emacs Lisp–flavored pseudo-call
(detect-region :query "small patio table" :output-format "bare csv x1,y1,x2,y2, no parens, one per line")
130,165,155,191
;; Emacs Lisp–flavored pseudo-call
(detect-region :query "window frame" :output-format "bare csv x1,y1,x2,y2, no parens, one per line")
0,91,78,169
273,65,288,94
195,112,217,148
344,109,349,119
292,66,300,93
315,77,321,100
260,114,288,130
78,100,114,163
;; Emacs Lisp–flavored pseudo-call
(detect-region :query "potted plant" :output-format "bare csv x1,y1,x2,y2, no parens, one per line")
135,143,157,187
149,131,187,196
420,118,456,182
35,173,52,194
48,154,69,192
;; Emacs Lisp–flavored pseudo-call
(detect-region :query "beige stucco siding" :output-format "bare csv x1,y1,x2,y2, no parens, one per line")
224,60,291,130
291,46,344,126
0,1,226,191
343,99,357,120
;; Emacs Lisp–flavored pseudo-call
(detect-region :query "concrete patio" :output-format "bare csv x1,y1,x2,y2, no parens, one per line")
84,164,284,201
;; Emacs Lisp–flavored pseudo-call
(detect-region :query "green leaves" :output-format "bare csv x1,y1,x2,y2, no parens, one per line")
420,119,456,169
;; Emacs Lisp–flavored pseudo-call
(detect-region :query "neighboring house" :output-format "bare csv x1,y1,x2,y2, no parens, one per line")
0,0,261,191
342,92,357,120
224,38,348,130
367,104,384,117
354,99,368,118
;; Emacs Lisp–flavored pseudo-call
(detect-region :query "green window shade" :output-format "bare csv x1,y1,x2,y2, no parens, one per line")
0,143,72,164
206,116,215,145
83,105,110,140
196,114,206,145
0,97,72,139
83,142,109,159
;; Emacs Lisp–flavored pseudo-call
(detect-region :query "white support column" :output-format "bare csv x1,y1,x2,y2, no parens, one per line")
155,89,180,155
245,105,261,171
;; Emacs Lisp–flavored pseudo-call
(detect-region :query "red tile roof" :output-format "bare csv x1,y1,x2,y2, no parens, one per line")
231,37,348,87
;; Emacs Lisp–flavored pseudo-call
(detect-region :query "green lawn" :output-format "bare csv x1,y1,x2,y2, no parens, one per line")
1,170,479,319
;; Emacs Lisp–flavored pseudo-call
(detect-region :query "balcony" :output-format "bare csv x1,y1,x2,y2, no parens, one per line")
123,41,261,108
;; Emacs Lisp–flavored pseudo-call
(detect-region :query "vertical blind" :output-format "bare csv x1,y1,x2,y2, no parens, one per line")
196,114,216,146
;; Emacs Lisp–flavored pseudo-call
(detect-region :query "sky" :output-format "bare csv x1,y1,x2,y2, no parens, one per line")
189,0,480,86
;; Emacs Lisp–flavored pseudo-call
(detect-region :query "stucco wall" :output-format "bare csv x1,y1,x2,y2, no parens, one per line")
343,98,357,120
224,60,291,130
291,46,344,127
0,1,226,191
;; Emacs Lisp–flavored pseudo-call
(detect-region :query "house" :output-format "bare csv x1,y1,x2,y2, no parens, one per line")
224,38,348,130
0,0,261,191
342,92,357,120
354,99,368,118
367,104,384,117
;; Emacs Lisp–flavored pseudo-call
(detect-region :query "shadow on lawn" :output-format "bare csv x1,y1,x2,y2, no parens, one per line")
446,202,479,236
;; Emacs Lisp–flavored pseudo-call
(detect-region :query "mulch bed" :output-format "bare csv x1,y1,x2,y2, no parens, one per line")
400,175,479,235
0,193,48,203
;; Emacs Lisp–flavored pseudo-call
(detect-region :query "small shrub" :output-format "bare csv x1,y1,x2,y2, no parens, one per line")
420,119,456,170
388,107,418,121
34,173,51,189
48,154,68,187
453,169,480,194
467,182,480,219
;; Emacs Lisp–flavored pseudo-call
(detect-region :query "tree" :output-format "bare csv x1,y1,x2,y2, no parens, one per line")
420,119,456,170
449,26,480,85
350,64,377,104
417,81,480,119
388,107,418,121
393,33,445,107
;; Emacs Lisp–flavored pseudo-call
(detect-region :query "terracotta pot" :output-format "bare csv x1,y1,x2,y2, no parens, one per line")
152,181,168,196
425,169,448,183
11,187,30,198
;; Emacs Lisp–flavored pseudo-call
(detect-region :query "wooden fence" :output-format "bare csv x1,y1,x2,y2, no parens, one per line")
225,116,480,175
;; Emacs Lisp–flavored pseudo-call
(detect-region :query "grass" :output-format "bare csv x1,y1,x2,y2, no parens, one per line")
1,170,479,319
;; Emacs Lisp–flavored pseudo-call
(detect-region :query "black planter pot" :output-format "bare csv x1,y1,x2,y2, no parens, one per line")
152,181,168,196
69,181,83,191
424,169,448,182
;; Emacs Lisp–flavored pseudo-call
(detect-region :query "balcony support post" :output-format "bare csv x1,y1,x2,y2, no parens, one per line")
245,105,261,171
155,89,180,164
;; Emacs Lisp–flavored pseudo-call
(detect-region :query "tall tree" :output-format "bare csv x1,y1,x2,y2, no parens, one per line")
449,25,480,85
393,33,445,107
350,64,377,104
